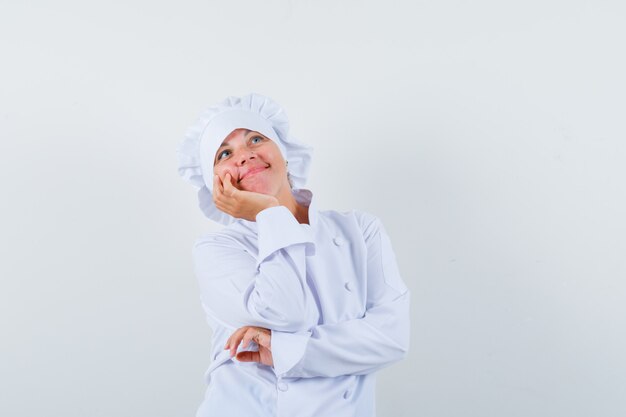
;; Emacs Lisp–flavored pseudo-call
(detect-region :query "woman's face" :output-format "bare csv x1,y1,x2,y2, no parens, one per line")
213,128,289,196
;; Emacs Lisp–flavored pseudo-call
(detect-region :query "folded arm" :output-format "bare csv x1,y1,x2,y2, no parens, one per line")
193,205,320,332
270,214,411,377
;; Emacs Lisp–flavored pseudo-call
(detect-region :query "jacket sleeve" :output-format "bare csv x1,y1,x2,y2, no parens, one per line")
270,214,411,378
192,205,320,332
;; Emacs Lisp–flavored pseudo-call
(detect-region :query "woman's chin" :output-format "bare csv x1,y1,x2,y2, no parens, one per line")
242,182,271,195
241,175,283,196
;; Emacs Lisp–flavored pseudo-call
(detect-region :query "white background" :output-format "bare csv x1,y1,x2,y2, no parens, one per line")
1,1,625,416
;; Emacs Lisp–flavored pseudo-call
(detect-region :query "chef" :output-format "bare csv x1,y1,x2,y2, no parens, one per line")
177,93,410,417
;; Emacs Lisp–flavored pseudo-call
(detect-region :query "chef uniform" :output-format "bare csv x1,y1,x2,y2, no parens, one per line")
177,93,410,417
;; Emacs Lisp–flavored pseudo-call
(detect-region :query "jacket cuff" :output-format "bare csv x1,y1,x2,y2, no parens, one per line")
255,205,315,269
270,330,311,377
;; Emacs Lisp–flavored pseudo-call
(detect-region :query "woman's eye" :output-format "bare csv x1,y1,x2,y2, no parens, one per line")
217,150,230,160
251,136,263,144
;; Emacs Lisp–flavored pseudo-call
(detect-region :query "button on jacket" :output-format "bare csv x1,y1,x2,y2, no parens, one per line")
192,189,410,417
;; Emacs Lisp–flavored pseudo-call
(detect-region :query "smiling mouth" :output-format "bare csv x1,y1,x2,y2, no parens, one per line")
239,165,269,183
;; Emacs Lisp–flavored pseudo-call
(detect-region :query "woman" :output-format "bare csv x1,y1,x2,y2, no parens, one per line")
177,93,410,417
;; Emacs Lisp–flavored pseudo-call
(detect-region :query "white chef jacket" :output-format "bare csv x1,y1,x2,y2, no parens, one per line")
192,188,410,417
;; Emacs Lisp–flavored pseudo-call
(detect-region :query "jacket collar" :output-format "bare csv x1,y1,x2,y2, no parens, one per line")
292,188,318,229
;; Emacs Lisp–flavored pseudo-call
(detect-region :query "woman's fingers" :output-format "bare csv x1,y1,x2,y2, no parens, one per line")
213,174,224,211
241,328,257,349
256,329,271,349
225,326,257,357
213,173,234,215
213,172,237,212
213,171,280,221
225,326,248,357
213,174,223,194
222,172,237,196
224,326,271,357
236,350,261,363
224,326,274,366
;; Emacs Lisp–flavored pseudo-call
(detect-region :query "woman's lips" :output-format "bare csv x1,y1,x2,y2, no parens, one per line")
240,166,268,182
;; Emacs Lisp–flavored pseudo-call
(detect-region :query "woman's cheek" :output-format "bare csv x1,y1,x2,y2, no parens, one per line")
213,166,229,181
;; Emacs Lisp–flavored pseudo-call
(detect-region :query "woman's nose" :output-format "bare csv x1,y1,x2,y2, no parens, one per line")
236,150,255,165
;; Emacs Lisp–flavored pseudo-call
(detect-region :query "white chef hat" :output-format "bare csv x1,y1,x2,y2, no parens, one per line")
176,93,313,225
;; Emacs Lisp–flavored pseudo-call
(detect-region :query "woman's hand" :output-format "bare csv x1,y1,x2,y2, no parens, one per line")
213,173,280,222
225,326,273,367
